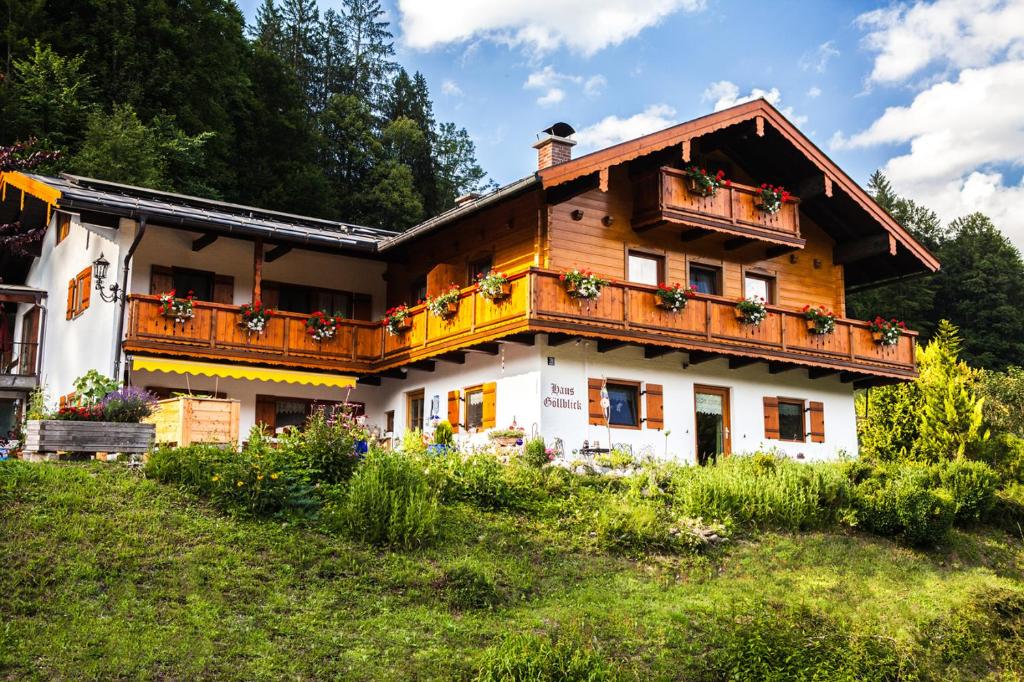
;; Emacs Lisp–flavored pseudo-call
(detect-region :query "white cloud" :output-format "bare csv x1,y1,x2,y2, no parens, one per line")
799,40,840,73
574,104,678,151
806,86,822,98
524,66,604,105
537,88,566,106
584,75,607,97
397,0,707,56
701,81,807,126
856,0,1024,84
441,79,463,96
833,59,1024,242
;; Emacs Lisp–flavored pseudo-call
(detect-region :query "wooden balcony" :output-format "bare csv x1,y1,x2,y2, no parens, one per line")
632,167,804,249
125,270,916,383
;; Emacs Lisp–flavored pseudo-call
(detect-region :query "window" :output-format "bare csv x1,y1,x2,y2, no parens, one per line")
66,266,92,319
744,272,775,304
468,256,493,283
464,386,484,429
172,267,214,302
606,381,640,428
689,263,722,295
411,277,427,304
385,410,395,434
778,399,805,441
407,390,425,432
55,212,71,245
627,251,664,286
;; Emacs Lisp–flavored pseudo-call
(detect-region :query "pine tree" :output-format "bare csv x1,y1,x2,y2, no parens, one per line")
252,0,285,52
280,0,322,110
341,0,396,116
433,122,493,209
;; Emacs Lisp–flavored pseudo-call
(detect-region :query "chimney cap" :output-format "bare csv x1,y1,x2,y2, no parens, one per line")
541,122,575,138
454,192,481,206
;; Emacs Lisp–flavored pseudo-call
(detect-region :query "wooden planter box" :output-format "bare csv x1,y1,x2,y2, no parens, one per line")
146,396,240,446
24,420,155,456
481,283,512,300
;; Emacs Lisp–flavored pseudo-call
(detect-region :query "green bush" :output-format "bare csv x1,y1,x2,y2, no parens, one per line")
978,433,1024,483
402,428,427,456
992,482,1024,535
668,455,852,530
441,557,501,610
474,632,617,682
594,448,634,470
281,406,367,483
928,459,999,523
332,448,439,548
434,421,454,447
145,443,236,495
520,437,549,468
853,473,955,546
427,451,533,511
593,495,712,555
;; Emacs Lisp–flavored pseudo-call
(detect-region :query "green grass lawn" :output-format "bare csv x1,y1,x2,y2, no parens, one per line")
1,462,1022,681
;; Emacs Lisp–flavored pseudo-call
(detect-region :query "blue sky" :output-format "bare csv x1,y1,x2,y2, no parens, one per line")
236,0,1024,245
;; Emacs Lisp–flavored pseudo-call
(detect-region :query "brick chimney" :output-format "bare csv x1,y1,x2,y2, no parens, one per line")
533,122,576,170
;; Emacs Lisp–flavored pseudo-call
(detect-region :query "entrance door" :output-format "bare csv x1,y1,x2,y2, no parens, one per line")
694,385,731,465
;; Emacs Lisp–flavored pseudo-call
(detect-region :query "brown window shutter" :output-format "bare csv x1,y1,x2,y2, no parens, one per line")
645,383,664,430
588,378,605,426
482,382,497,429
353,293,372,321
150,265,173,295
809,401,825,443
763,397,780,439
77,267,92,312
254,396,277,431
447,390,461,432
66,278,76,319
213,275,234,304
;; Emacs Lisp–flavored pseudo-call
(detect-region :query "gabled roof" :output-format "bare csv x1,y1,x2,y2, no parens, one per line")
537,99,939,274
1,172,397,253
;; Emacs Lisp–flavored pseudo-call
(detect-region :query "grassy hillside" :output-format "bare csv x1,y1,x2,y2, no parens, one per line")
1,461,1022,681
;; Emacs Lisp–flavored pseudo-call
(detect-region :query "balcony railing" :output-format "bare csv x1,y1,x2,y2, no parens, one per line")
1,341,40,376
125,270,917,380
632,167,804,248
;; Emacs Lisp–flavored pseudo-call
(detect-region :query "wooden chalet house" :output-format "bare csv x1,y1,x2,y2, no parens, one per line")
0,100,937,462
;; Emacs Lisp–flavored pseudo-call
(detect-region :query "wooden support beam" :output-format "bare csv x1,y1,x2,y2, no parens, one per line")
766,245,800,260
809,367,839,379
687,351,716,365
264,244,292,263
252,238,264,302
599,168,609,192
435,351,466,364
546,333,576,346
191,233,218,252
378,368,407,380
408,360,435,372
357,376,381,386
725,237,756,251
644,346,676,359
834,234,897,265
768,362,795,374
680,228,712,242
681,139,691,163
755,115,765,137
501,332,536,346
597,339,630,353
466,342,500,355
728,356,760,370
839,371,861,384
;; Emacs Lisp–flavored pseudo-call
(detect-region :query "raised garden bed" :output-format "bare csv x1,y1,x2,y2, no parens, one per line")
23,420,155,460
146,396,240,446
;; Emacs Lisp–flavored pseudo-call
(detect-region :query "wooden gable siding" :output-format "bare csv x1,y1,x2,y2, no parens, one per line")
546,167,846,315
386,190,540,307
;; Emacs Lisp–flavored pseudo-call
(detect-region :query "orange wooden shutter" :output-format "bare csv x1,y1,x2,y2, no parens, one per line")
588,378,604,425
254,396,277,430
809,401,825,443
447,389,461,432
149,265,173,294
66,278,76,319
763,397,780,439
213,275,234,303
645,383,664,430
482,382,497,428
77,267,92,312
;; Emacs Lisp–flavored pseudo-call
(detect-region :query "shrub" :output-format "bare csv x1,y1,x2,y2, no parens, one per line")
594,448,634,470
928,459,999,523
145,443,236,495
853,474,956,546
428,451,533,511
520,437,549,468
474,632,617,682
434,420,454,447
100,386,157,422
281,406,367,483
668,455,851,530
441,558,501,610
402,428,427,456
593,495,712,555
992,482,1024,535
333,448,439,548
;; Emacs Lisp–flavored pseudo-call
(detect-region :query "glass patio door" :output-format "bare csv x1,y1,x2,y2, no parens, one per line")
694,385,731,466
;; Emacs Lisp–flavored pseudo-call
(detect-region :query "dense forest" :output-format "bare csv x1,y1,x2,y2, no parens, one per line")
0,0,493,230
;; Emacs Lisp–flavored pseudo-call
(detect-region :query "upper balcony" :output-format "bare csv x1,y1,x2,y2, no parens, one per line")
632,166,804,250
125,270,916,385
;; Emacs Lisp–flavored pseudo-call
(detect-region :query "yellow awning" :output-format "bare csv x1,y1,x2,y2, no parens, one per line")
1,171,62,223
132,357,357,388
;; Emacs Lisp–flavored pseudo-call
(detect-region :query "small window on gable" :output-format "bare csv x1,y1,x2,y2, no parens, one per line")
778,399,805,441
689,263,722,295
464,385,485,429
55,212,71,245
411,277,427,305
606,381,640,428
627,251,664,286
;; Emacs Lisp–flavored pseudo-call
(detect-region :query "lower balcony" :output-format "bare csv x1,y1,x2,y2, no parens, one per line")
124,270,916,384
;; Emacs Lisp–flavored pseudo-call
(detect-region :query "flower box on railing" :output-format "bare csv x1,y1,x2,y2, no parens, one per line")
23,419,155,460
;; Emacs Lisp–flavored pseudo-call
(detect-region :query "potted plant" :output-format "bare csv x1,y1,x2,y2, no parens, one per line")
477,271,511,300
869,316,906,346
753,183,792,214
426,285,461,318
384,304,412,335
654,282,696,312
488,425,525,447
239,301,273,334
735,296,767,325
803,305,837,335
159,289,195,324
560,269,610,300
305,310,342,342
682,166,729,197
